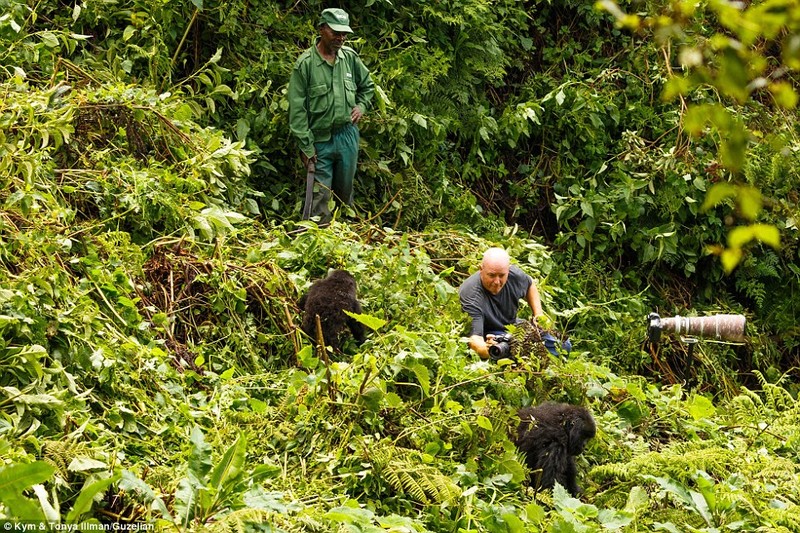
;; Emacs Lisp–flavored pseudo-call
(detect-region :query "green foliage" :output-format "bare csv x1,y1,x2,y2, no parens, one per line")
601,0,800,274
0,462,56,521
2,0,800,531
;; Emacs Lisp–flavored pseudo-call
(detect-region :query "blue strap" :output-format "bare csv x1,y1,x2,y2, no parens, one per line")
542,332,572,356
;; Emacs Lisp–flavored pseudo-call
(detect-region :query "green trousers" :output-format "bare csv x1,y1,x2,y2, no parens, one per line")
308,123,360,224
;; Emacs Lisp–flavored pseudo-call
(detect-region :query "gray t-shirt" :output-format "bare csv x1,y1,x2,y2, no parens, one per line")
459,265,533,337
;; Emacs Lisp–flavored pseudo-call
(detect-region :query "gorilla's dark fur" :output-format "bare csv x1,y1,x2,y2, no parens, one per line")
515,402,596,496
297,270,366,352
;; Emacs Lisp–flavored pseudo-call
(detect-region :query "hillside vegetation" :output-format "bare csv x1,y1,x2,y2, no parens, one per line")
1,0,800,531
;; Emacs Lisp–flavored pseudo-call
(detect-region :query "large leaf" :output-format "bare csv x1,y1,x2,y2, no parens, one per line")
701,183,737,212
0,462,55,521
209,434,247,493
66,473,121,522
189,427,213,480
344,310,387,332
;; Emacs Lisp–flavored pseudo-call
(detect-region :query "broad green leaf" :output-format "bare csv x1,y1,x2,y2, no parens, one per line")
359,386,383,411
737,186,762,220
249,398,267,413
250,464,282,483
40,31,59,47
701,183,736,212
617,399,646,425
653,522,682,533
324,504,375,524
209,434,247,492
687,394,715,420
525,502,546,523
476,415,492,431
68,457,108,472
296,345,318,369
189,427,213,479
719,124,749,171
721,247,743,273
174,103,195,121
690,488,713,525
118,471,170,519
174,475,202,525
31,484,59,523
235,118,250,141
769,81,799,109
411,113,428,129
242,487,291,512
749,223,780,248
598,508,635,529
377,514,420,530
0,462,55,520
501,512,526,533
684,104,713,135
717,49,750,103
385,392,403,408
211,84,235,97
727,226,757,249
344,310,386,331
580,200,594,218
497,452,527,484
625,486,650,513
66,473,121,522
410,363,430,396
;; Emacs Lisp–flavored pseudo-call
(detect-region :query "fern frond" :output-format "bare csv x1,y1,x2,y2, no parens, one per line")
591,445,738,484
760,505,800,533
749,455,798,487
205,509,326,533
764,383,796,413
205,509,274,533
41,440,93,477
392,468,430,504
734,375,799,418
730,393,760,421
526,486,553,507
369,443,461,504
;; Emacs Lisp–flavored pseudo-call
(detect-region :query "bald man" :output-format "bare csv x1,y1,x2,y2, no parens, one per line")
458,247,544,359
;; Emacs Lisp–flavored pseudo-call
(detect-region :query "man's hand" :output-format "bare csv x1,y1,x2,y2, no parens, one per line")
467,335,491,360
301,152,317,168
350,105,363,124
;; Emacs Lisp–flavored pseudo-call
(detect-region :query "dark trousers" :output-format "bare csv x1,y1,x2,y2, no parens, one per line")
308,123,360,224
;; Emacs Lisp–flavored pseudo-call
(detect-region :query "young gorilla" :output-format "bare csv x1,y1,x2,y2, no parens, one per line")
297,270,366,353
515,402,596,496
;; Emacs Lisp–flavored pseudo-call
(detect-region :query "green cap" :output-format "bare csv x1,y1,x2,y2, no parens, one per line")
319,8,353,33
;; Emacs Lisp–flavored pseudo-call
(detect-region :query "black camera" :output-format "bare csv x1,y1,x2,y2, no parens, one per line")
488,333,514,360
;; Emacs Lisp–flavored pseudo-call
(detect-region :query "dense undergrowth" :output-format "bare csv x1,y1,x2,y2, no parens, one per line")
1,0,800,531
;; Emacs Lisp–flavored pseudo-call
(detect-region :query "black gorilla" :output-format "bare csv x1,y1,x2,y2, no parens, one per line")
515,402,596,496
297,270,366,352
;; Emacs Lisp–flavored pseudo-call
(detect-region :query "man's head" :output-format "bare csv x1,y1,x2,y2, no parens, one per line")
318,8,352,54
479,247,511,295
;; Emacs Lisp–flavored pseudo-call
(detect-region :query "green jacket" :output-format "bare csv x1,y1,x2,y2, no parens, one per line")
288,40,375,158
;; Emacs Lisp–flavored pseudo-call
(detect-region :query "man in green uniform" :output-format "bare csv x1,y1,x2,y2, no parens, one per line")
288,8,375,224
